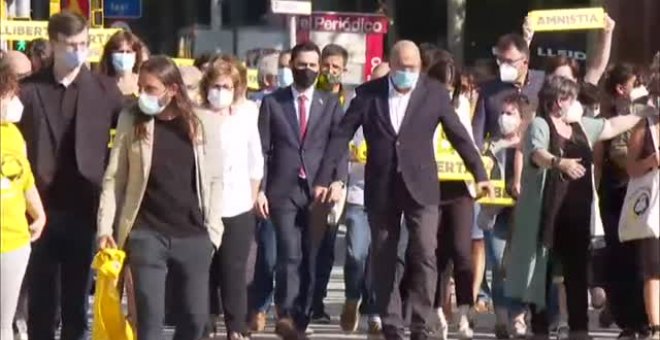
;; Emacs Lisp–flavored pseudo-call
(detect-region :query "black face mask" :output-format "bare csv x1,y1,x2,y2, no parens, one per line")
292,68,318,89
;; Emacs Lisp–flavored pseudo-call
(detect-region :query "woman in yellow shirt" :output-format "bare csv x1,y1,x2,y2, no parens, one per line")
0,60,46,340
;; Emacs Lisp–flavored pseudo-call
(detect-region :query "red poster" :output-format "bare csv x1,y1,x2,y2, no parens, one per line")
364,33,383,81
63,0,90,18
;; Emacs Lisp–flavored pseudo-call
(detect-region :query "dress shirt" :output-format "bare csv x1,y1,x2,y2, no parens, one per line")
291,86,315,125
218,100,264,218
388,77,418,134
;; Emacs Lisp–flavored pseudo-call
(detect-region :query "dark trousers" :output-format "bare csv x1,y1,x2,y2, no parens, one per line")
434,195,475,307
312,223,339,314
601,186,648,331
368,175,439,339
28,209,95,340
127,227,214,340
248,219,278,314
270,180,319,330
209,211,256,334
531,217,590,334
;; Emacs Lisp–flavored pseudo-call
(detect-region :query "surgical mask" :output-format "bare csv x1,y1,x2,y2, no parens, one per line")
563,100,584,123
498,114,520,136
111,52,136,73
391,70,419,90
207,88,234,110
277,67,294,88
61,49,89,69
138,92,167,116
1,96,24,123
499,63,519,83
630,86,649,102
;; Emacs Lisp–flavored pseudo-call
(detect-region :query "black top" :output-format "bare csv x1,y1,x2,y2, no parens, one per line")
43,67,99,214
135,116,205,237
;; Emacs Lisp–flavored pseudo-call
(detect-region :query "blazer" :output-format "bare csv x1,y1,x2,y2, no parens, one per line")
315,75,488,212
18,66,123,195
258,86,347,207
96,108,225,249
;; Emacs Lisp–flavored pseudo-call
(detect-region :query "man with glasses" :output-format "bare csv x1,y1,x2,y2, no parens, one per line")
19,11,122,340
472,33,545,150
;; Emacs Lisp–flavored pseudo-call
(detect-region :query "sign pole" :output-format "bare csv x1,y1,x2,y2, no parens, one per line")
288,15,297,48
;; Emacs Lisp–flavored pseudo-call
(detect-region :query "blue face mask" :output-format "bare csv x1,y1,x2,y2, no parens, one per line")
138,92,166,116
62,49,89,69
391,70,419,90
111,52,136,73
278,67,294,88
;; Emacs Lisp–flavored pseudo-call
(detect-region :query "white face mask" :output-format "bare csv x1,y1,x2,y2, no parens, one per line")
138,92,167,116
630,86,649,102
562,100,584,123
207,88,234,110
1,96,24,123
498,114,520,136
499,63,519,83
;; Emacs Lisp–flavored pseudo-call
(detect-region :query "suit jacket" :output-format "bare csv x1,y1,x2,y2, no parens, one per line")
96,108,225,249
18,66,123,196
258,86,346,207
315,75,488,212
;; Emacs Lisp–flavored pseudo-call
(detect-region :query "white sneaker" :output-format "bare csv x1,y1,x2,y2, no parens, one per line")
436,308,449,340
511,318,528,338
555,322,569,340
305,326,314,335
458,319,474,339
14,319,28,340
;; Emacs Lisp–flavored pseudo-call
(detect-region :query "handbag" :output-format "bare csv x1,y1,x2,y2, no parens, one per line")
618,117,660,242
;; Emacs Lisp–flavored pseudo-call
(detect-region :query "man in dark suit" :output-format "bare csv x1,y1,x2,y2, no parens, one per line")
18,11,122,340
314,40,494,340
256,41,346,339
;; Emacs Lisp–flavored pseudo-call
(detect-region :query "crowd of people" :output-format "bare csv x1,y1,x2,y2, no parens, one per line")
0,9,659,340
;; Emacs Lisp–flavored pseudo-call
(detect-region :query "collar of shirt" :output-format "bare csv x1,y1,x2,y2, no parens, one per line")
291,85,315,102
50,65,91,89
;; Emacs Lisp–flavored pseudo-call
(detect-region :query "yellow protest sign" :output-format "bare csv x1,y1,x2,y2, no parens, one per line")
247,68,259,91
0,20,118,62
172,58,194,67
434,123,493,181
527,7,605,32
475,180,515,206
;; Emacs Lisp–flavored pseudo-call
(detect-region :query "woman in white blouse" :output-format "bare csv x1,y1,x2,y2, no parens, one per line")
197,57,264,340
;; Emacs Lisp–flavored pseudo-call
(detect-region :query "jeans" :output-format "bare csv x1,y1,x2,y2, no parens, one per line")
128,227,214,340
483,215,525,315
343,204,376,314
28,209,95,340
248,219,277,314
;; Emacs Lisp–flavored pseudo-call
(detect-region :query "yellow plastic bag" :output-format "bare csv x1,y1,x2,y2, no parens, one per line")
92,248,135,340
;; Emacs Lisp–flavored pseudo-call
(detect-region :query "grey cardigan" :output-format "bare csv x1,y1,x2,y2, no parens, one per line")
97,108,225,249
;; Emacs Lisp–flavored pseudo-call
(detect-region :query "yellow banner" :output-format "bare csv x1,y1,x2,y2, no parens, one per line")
436,153,494,181
527,7,606,32
0,20,118,62
247,68,259,91
172,58,194,67
475,180,515,206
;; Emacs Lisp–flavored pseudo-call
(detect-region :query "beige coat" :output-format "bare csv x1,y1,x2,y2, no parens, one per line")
97,108,225,249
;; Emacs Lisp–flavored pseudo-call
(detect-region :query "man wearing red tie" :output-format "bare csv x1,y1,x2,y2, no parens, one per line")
256,41,347,339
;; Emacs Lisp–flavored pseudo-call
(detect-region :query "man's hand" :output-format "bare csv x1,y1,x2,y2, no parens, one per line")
326,182,345,203
29,217,46,242
558,158,586,180
98,235,117,249
476,181,496,199
313,186,329,203
255,192,270,219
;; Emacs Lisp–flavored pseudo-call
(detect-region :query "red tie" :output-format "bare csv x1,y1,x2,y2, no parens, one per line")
298,94,308,178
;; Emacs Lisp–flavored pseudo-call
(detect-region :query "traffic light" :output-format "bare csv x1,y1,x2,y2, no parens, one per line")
11,40,29,52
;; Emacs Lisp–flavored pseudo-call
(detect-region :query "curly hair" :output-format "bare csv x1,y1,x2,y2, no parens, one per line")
0,59,19,98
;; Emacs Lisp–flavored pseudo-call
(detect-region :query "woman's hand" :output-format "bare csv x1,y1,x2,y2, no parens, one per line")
29,217,46,242
558,158,586,180
98,235,117,249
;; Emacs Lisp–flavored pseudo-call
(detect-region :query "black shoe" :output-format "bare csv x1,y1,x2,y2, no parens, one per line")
310,310,331,324
599,306,615,328
617,329,637,339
